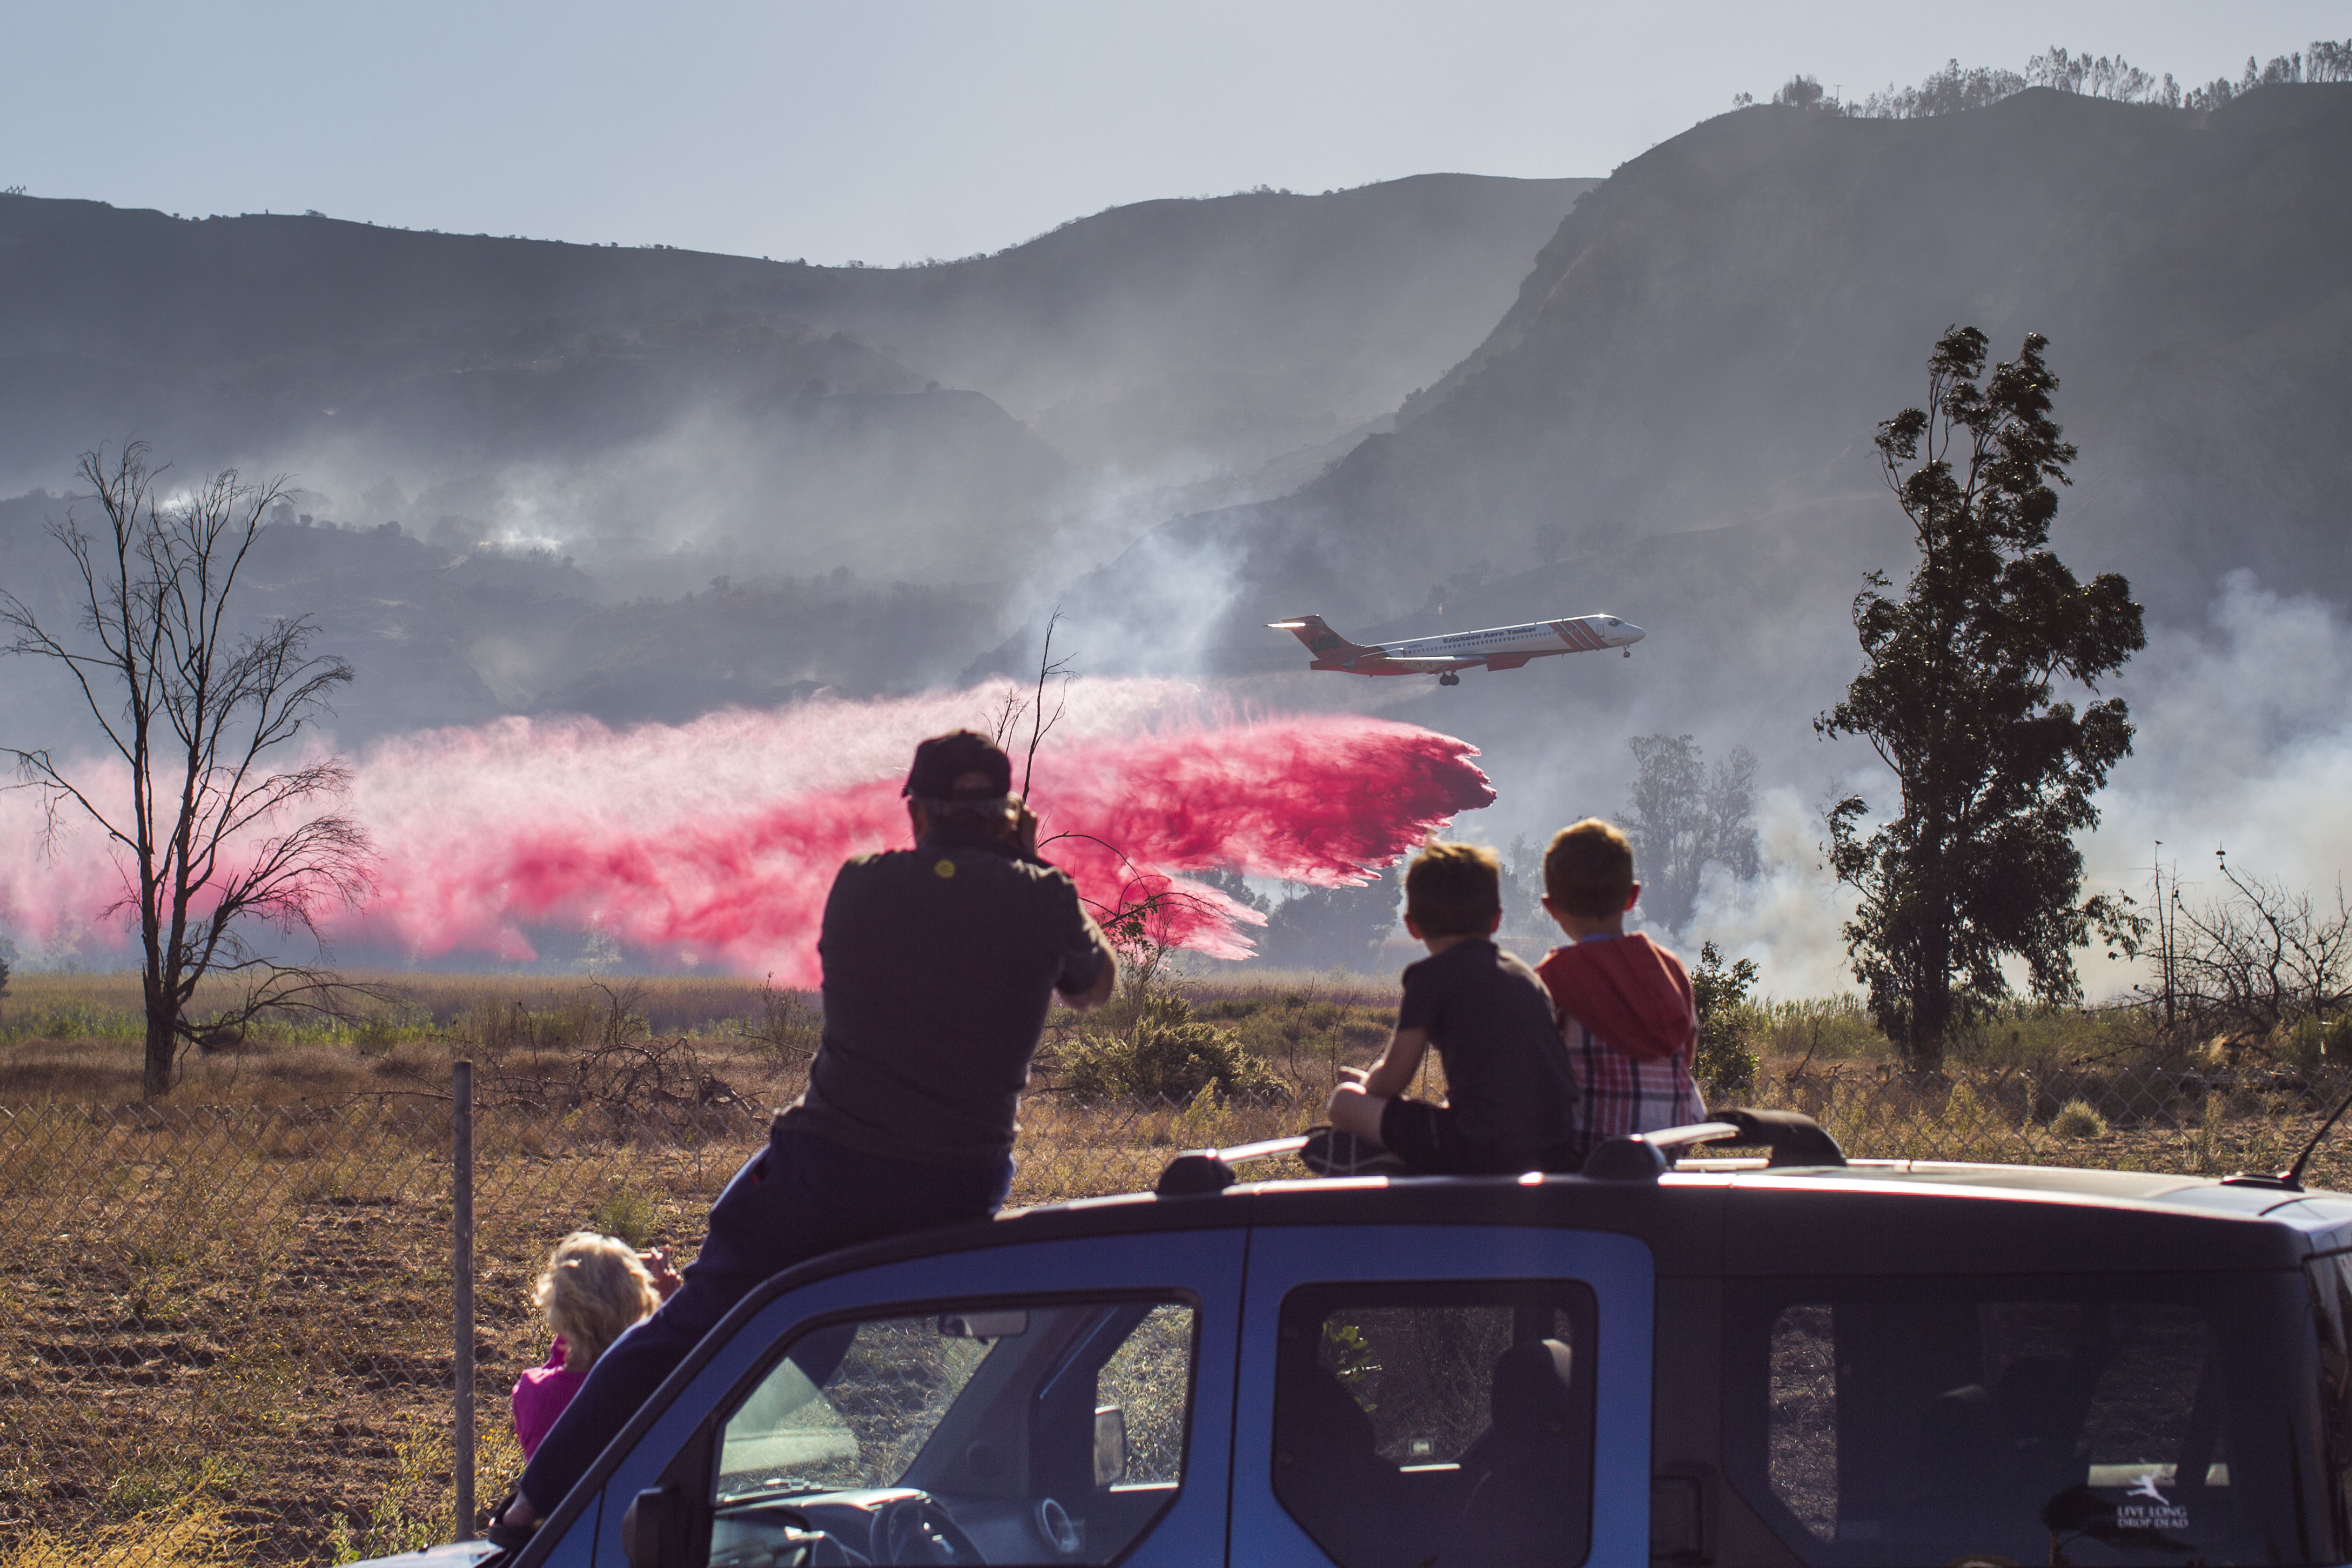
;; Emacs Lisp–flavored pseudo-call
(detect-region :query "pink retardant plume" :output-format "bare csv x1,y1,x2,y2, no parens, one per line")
1029,719,1498,957
0,681,1494,979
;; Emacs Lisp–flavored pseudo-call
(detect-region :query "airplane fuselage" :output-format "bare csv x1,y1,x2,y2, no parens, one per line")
1268,612,1645,680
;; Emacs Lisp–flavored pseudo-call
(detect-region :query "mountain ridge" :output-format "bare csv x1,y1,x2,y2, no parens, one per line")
1064,83,2352,679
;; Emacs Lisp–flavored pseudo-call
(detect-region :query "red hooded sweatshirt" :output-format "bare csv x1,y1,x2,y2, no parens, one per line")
1535,933,1698,1064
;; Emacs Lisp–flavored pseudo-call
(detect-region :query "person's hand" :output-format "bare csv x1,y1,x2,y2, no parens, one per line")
1338,1065,1369,1086
1011,802,1040,859
639,1246,682,1301
1325,1082,1387,1142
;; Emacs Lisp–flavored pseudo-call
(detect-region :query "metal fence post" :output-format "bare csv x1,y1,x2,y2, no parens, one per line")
454,1059,476,1539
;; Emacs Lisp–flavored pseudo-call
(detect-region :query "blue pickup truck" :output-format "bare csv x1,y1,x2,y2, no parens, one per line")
370,1113,2352,1567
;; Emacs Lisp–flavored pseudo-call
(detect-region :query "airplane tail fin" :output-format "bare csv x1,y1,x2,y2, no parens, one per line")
1267,614,1371,665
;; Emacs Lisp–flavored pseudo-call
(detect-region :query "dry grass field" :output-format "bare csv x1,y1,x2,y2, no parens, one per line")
2,967,2347,1565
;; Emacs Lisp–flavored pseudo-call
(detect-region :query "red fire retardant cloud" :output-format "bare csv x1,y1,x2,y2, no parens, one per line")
1029,720,1497,957
346,711,1491,980
0,687,1493,981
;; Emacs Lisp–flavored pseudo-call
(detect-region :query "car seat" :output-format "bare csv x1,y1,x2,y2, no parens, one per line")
1274,1354,1407,1566
1993,1352,2096,1500
1906,1355,2095,1556
1452,1339,1586,1568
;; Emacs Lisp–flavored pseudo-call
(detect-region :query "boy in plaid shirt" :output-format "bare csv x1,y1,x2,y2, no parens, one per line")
1535,819,1704,1144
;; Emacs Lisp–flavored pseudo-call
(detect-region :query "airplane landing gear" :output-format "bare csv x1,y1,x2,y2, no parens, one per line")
1438,672,1461,686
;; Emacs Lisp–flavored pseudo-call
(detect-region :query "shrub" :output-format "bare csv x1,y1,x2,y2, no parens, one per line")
587,1183,659,1248
2281,1014,2352,1071
1691,942,1761,1098
1061,992,1287,1102
2051,1098,2108,1139
751,975,822,1061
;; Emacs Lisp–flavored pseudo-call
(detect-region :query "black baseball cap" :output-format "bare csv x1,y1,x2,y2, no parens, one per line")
904,730,1013,802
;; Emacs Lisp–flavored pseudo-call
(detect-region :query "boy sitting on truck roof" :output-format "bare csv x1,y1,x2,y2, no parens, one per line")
1535,818,1704,1145
1321,841,1582,1174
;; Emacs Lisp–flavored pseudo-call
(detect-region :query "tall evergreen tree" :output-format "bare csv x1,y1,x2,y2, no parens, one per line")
1818,329,2145,1068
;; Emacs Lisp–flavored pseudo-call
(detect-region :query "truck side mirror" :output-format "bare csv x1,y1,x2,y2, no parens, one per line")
622,1486,672,1568
1093,1405,1129,1487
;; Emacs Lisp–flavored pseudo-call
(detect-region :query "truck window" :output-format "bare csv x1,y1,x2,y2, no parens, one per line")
711,1296,1195,1567
1272,1280,1596,1568
2307,1252,2352,1545
1725,1274,2321,1567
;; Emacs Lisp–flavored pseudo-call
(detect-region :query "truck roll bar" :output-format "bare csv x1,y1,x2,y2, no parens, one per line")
1154,1135,1311,1197
1153,1107,1845,1194
1582,1108,1847,1182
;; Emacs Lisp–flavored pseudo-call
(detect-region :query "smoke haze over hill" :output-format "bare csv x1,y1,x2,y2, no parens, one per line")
4,71,2351,992
1049,85,2352,920
0,175,1587,586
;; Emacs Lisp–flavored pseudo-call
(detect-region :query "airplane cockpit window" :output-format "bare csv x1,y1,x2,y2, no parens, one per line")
711,1297,1195,1566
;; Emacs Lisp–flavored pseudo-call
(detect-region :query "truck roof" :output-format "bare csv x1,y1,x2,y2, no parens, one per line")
984,1159,2352,1274
708,1155,2352,1341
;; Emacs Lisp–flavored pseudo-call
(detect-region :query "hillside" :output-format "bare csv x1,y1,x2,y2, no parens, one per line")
0,175,1589,585
1062,87,2352,693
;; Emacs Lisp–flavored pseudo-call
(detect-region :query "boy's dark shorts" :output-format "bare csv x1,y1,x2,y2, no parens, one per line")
1378,1096,1583,1176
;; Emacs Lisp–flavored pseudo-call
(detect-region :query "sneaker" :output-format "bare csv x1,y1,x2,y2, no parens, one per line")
1300,1125,1411,1177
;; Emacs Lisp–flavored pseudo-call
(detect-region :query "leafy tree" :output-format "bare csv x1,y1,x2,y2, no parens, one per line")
1499,836,1548,942
1817,329,2145,1069
0,446,375,1096
1194,868,1270,918
1772,74,1827,109
1258,865,1402,973
1625,736,1760,932
1690,941,1760,1097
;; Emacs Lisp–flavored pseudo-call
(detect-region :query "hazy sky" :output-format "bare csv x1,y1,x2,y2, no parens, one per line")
6,1,2343,263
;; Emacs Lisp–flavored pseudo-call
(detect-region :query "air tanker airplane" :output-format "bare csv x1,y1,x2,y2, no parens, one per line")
1270,612,1644,685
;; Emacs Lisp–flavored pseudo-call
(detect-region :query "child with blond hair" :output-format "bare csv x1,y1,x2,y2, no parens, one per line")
1535,818,1703,1145
511,1233,679,1461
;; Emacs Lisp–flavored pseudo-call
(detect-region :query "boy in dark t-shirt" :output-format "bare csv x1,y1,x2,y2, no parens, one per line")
1321,842,1582,1174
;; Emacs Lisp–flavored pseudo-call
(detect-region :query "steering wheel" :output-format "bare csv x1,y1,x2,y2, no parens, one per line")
876,1494,980,1565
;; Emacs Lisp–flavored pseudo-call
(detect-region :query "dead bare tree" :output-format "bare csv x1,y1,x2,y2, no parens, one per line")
0,445,374,1095
983,612,1223,987
988,607,1071,801
2148,848,2352,1046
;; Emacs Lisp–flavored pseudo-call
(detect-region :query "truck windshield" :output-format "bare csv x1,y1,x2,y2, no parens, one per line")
1723,1272,2327,1566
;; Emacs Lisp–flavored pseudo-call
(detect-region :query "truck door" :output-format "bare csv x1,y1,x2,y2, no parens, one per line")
1231,1224,1654,1568
528,1227,1245,1568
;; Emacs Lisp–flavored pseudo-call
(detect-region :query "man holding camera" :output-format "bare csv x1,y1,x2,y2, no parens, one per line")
503,730,1116,1533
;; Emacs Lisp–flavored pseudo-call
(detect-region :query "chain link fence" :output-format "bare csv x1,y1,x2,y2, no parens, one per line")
4,1059,2349,1566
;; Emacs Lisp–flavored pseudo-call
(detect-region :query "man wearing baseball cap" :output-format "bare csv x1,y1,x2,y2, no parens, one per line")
503,729,1115,1535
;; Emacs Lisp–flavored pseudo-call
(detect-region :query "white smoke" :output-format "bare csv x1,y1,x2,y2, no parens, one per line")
1677,571,2352,1005
2087,570,2352,943
1674,786,1860,997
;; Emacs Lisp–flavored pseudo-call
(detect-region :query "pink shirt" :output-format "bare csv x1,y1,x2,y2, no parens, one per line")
512,1337,587,1460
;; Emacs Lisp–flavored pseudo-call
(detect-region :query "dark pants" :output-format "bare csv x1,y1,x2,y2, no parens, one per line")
516,1125,1014,1513
1378,1096,1584,1175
